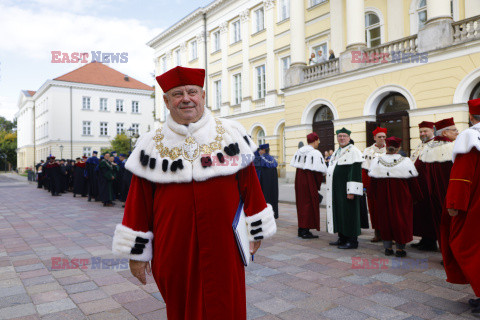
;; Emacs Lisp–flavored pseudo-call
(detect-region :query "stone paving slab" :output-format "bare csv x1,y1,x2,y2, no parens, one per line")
0,175,478,319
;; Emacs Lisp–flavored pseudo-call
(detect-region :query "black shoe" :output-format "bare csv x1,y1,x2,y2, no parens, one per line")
73,194,76,197
329,239,345,246
301,231,319,239
472,305,480,315
469,298,480,308
338,242,358,249
395,250,407,258
385,248,394,256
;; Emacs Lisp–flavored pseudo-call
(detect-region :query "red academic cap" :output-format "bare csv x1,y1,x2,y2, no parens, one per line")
418,121,434,129
50,156,56,160
372,127,387,137
468,98,480,115
435,118,455,131
307,132,319,143
82,155,88,159
156,66,205,93
386,136,402,148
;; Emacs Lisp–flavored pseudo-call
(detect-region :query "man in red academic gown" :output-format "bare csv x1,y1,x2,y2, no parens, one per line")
290,132,327,239
112,66,276,320
420,117,459,247
410,121,437,251
362,127,387,242
441,98,480,315
369,137,422,257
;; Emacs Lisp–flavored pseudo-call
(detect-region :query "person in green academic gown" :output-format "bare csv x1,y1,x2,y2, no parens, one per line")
325,128,364,249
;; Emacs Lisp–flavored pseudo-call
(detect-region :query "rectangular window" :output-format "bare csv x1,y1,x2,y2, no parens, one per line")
82,96,90,110
100,122,108,136
233,74,242,105
116,99,123,112
132,123,139,135
280,56,291,88
213,31,221,52
82,121,91,135
279,0,290,21
190,40,197,60
175,49,181,66
83,147,92,157
214,80,222,110
256,65,266,99
116,123,124,135
100,98,107,111
132,101,139,113
254,8,264,33
232,20,241,43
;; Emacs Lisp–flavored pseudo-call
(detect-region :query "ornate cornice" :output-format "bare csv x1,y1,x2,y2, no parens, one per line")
264,0,275,10
219,22,228,34
240,9,250,22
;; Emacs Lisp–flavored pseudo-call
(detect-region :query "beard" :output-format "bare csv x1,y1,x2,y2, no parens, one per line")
420,136,430,142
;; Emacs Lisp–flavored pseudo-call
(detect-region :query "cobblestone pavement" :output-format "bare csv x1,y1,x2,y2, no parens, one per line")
0,173,478,319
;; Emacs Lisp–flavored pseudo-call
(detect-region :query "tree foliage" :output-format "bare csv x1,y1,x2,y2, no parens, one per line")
105,133,132,155
0,117,17,170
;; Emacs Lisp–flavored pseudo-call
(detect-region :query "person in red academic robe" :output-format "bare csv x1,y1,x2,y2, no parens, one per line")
111,66,276,320
362,127,387,242
369,137,422,257
410,121,437,251
420,117,459,248
290,132,327,239
441,98,480,315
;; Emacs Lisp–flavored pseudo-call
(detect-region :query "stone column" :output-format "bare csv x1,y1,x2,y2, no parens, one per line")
196,32,206,70
329,0,345,57
418,0,453,52
285,0,305,87
219,22,229,117
465,0,480,18
240,9,251,112
264,0,276,108
339,0,366,73
387,0,404,42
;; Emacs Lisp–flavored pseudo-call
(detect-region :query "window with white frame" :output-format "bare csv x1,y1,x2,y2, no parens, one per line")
190,40,197,60
82,96,90,110
132,101,139,113
254,8,264,33
213,80,222,110
83,147,92,157
365,13,381,47
232,74,242,105
257,129,265,146
162,56,167,72
417,0,427,29
175,49,181,66
280,56,291,88
82,121,91,135
100,122,108,136
116,123,124,135
132,123,139,135
279,0,290,21
100,98,108,111
310,0,326,7
256,65,266,99
232,20,241,43
116,99,123,112
213,30,221,52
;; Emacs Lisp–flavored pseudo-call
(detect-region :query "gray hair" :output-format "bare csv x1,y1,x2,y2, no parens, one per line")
472,114,480,122
436,125,455,136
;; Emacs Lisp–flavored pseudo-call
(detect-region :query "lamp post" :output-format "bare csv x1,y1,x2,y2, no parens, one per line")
59,145,64,159
127,127,135,153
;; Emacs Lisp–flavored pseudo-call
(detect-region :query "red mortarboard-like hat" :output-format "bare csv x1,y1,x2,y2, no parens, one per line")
372,127,387,137
50,156,55,160
418,121,434,129
435,118,455,131
307,132,319,143
386,136,402,148
468,98,480,115
156,66,205,93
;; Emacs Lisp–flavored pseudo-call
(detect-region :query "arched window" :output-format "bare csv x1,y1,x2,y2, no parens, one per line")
257,129,265,146
377,93,410,115
313,105,334,122
365,13,381,47
470,82,480,100
417,0,427,29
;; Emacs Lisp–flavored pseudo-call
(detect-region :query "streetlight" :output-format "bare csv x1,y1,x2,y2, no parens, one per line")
59,145,64,159
126,127,135,153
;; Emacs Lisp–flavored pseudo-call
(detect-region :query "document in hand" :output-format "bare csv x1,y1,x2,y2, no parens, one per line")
232,199,251,266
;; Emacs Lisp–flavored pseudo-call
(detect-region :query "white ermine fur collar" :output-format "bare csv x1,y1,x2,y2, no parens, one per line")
420,139,454,163
125,109,257,183
329,144,364,166
410,141,430,163
362,144,386,169
290,145,327,173
452,123,480,162
368,154,419,179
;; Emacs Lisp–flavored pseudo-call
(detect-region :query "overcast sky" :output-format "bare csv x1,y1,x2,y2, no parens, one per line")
0,0,213,120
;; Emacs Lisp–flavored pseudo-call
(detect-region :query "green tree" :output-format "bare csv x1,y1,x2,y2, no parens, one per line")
109,133,131,155
0,117,17,170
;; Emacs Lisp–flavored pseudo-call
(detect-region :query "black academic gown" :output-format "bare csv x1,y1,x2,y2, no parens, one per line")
120,166,132,202
46,163,62,195
86,157,100,201
73,163,87,196
98,160,117,203
254,152,279,218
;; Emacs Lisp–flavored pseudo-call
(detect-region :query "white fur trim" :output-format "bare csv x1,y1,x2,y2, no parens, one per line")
368,154,419,179
362,144,386,169
112,224,154,262
420,140,454,163
452,124,480,162
346,181,363,196
245,204,276,242
410,142,429,163
329,144,365,167
290,145,327,173
325,160,335,234
125,109,257,184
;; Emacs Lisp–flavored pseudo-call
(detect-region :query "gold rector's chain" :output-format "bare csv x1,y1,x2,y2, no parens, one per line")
378,156,406,168
153,119,226,161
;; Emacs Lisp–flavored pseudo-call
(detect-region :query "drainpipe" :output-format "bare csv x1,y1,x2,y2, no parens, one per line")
70,86,73,159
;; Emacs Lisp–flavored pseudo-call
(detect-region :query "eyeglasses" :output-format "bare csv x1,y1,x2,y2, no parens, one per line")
444,129,459,133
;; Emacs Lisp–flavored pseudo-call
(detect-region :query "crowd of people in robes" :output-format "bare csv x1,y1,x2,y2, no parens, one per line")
290,98,480,315
35,151,133,207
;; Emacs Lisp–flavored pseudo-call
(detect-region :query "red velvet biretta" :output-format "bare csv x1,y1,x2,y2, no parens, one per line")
435,118,455,131
386,136,402,148
156,66,205,93
307,132,319,143
418,121,434,129
372,127,387,137
468,98,480,115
